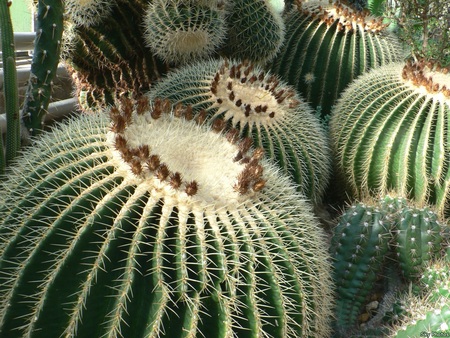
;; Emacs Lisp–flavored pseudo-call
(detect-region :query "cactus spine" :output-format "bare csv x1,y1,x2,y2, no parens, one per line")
21,0,64,136
148,58,331,203
143,0,227,65
65,0,118,27
330,60,450,216
272,0,403,121
0,97,333,337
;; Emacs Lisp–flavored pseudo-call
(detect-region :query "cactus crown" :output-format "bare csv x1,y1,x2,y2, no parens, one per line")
295,0,387,32
402,59,450,98
209,59,300,127
109,96,266,206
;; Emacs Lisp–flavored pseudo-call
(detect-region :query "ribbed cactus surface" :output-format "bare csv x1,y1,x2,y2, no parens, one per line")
272,0,403,120
0,98,333,337
330,60,450,216
148,58,331,203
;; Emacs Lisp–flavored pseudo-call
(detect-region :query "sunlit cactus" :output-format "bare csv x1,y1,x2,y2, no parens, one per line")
143,0,227,65
0,97,334,337
65,0,118,27
148,58,331,203
272,0,403,121
330,60,450,216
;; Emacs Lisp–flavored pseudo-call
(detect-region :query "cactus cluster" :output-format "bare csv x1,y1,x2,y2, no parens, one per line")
271,0,403,121
330,60,450,216
330,195,447,334
148,58,331,202
0,97,334,337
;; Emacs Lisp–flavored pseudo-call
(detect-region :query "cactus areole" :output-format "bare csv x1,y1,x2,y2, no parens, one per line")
0,97,333,337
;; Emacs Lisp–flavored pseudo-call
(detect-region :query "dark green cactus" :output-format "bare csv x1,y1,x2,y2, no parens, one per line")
394,206,444,281
21,0,64,136
331,198,394,333
271,0,403,121
143,0,227,65
148,58,331,203
63,0,169,112
330,60,450,216
222,0,285,64
0,97,334,337
0,0,20,170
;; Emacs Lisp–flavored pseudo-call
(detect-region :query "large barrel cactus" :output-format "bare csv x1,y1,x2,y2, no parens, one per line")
330,60,450,216
0,98,333,337
149,58,331,203
272,0,403,121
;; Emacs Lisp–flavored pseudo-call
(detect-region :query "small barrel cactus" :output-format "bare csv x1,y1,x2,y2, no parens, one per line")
222,0,285,64
330,198,394,332
143,0,227,65
0,97,334,337
271,0,403,121
148,58,331,203
65,0,118,27
330,60,450,216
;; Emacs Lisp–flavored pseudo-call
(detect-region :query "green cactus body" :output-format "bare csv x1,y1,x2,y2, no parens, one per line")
394,207,443,281
21,0,64,136
0,98,333,337
148,58,331,203
331,200,393,331
330,60,450,216
272,0,402,121
143,0,227,65
63,0,169,112
65,0,118,27
222,0,285,63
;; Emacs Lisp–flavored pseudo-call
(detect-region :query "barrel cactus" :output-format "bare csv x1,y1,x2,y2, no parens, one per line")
0,97,334,337
148,58,331,203
271,0,403,121
330,60,450,216
222,0,285,64
65,0,118,27
143,0,227,65
63,0,169,112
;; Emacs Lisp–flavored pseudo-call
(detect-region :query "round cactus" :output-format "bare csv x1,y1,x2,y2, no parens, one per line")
148,58,331,203
63,0,169,112
271,0,403,121
143,0,227,64
330,60,450,216
330,198,395,332
0,97,333,337
65,0,118,27
222,0,285,64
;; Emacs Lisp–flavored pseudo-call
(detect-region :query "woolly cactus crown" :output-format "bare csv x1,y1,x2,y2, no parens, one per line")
149,58,331,202
0,97,334,337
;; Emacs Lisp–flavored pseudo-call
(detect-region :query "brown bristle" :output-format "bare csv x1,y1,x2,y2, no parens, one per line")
136,96,150,115
229,91,235,101
184,105,194,121
217,98,223,104
130,158,143,175
151,101,162,120
170,172,182,189
269,112,275,118
251,148,265,161
226,128,240,144
111,115,126,133
156,164,170,181
244,105,251,117
227,81,233,90
138,145,150,159
114,134,128,151
239,137,253,153
147,154,161,171
195,109,208,125
233,151,244,162
212,118,226,132
252,179,266,192
185,181,198,196
230,65,236,78
235,99,242,107
173,103,184,118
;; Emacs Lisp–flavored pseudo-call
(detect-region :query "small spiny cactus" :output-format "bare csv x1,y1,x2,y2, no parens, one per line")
65,0,118,27
330,60,450,216
272,0,403,121
148,58,331,203
0,97,334,337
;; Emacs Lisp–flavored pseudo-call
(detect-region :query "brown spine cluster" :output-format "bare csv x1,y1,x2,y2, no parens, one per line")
295,0,388,32
110,97,199,196
402,59,450,98
210,60,299,119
